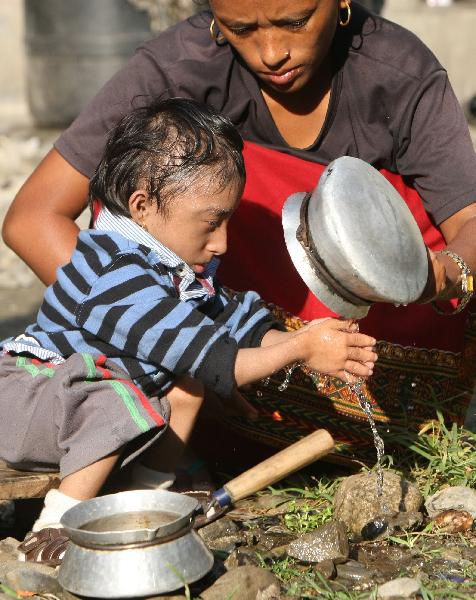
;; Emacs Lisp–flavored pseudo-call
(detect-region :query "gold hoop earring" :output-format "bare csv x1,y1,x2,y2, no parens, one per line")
339,1,351,27
209,18,227,45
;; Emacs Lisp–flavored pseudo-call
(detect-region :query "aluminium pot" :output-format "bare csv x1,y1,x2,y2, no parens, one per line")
58,489,214,598
282,156,429,319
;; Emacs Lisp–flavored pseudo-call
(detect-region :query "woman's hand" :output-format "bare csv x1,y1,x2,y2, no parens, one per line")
297,318,377,382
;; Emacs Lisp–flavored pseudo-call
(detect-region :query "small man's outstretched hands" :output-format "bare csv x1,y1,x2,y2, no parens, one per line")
296,318,377,383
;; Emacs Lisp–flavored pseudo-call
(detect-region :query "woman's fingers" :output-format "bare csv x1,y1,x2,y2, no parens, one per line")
347,346,378,364
349,332,377,348
344,360,373,378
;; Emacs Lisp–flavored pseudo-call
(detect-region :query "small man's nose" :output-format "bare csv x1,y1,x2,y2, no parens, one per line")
209,225,227,256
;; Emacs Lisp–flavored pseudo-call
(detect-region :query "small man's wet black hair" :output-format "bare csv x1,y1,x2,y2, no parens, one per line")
89,97,245,216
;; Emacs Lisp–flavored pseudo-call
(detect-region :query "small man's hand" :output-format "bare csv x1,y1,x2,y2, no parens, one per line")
298,318,377,382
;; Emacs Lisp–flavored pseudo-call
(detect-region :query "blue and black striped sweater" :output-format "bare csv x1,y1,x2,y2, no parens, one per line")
3,225,278,399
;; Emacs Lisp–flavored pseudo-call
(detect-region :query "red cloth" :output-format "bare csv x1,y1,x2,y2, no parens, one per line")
218,141,467,353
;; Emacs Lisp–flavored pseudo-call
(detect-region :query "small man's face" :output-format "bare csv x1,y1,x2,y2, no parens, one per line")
138,177,242,274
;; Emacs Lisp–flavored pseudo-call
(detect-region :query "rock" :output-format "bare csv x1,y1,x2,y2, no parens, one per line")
433,509,473,532
286,520,349,564
0,537,20,562
386,511,424,534
0,501,15,528
335,560,372,582
198,516,240,541
377,577,422,599
254,530,297,551
462,547,476,561
333,472,423,539
198,516,243,552
313,559,336,580
5,564,61,595
200,566,281,600
225,547,261,569
425,487,476,519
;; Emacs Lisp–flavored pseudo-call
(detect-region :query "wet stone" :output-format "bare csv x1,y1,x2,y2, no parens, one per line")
313,558,336,580
377,576,422,599
287,520,349,564
335,559,373,582
386,511,423,534
334,472,422,540
355,543,412,579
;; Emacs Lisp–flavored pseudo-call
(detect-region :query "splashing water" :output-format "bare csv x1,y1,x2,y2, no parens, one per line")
277,362,303,391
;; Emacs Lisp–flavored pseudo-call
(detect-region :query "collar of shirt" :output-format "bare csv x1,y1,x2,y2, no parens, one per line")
95,206,218,301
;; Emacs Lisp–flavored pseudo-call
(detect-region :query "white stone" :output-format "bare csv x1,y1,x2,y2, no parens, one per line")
377,577,422,599
425,486,476,519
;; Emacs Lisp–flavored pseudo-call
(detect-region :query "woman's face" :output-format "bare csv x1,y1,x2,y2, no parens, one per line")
210,0,346,95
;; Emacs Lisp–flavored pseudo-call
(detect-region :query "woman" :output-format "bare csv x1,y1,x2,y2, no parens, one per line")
4,0,476,462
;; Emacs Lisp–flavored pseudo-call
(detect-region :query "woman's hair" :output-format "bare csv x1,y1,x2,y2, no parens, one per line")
89,97,245,216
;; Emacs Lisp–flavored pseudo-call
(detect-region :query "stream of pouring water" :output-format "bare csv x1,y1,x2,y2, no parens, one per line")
268,331,389,531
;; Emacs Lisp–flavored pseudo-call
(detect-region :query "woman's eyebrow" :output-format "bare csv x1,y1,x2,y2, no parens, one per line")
222,9,314,28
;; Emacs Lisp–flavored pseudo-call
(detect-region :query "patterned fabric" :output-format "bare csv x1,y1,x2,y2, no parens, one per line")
225,305,476,466
2,228,277,399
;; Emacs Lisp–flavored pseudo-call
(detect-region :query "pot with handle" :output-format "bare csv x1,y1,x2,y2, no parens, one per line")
59,428,334,598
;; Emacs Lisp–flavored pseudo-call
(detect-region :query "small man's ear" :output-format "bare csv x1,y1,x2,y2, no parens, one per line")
128,190,150,225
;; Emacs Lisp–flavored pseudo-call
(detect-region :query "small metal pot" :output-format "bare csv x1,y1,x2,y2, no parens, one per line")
58,489,214,598
282,156,429,318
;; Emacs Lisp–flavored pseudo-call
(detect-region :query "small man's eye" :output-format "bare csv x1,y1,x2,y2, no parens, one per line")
207,220,219,230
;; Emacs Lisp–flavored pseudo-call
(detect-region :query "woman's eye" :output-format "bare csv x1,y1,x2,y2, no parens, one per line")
229,25,253,37
287,17,309,30
207,221,219,230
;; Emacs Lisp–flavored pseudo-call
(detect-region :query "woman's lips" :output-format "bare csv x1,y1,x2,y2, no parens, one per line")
264,66,301,87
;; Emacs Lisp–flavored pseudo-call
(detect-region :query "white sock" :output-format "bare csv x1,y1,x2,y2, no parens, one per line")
32,489,82,532
131,463,176,490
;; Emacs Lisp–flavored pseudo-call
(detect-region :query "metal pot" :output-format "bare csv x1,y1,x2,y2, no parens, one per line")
58,489,213,598
282,156,429,318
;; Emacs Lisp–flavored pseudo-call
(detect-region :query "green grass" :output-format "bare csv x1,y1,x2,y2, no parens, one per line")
252,409,476,598
387,410,476,496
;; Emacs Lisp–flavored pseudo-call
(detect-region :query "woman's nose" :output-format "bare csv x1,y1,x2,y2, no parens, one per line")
258,30,289,69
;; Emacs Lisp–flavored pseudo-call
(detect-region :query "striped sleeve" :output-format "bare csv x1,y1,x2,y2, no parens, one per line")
212,287,284,348
76,251,239,398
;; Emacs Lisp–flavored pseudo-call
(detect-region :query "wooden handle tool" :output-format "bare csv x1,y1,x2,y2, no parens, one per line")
211,429,335,508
